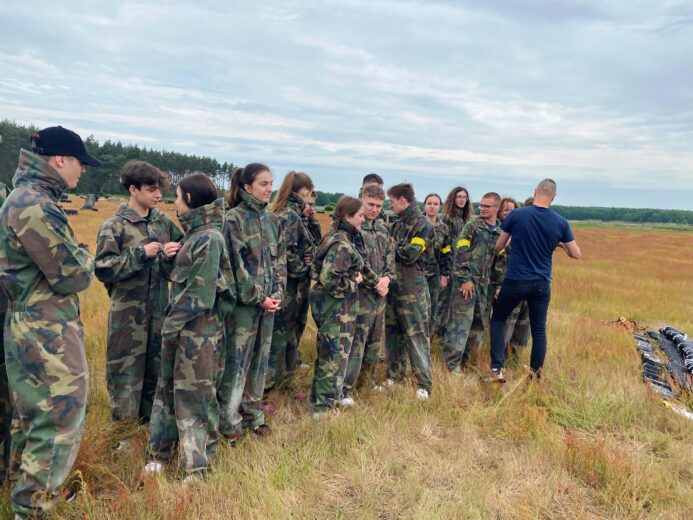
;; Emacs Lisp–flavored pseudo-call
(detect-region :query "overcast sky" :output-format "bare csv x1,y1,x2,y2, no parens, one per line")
1,1,692,209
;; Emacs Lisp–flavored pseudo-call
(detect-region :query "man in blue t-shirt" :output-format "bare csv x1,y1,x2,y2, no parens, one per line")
482,179,581,383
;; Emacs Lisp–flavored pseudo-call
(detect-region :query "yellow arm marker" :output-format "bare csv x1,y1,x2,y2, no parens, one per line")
441,245,451,254
411,236,426,252
456,238,471,249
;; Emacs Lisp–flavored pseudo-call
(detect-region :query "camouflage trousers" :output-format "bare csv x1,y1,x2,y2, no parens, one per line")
435,280,453,338
504,300,530,346
0,310,11,479
218,305,274,435
149,313,221,473
442,288,489,370
294,277,311,365
5,307,87,519
385,273,433,392
106,306,163,423
343,288,385,396
266,276,309,391
310,287,359,412
426,272,441,338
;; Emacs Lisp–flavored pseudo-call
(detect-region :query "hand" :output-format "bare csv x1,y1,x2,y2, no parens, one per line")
143,242,162,258
355,272,363,285
376,285,389,297
440,275,448,289
304,251,314,264
459,281,474,300
374,276,390,293
495,287,500,299
163,241,182,257
260,297,281,312
78,242,90,253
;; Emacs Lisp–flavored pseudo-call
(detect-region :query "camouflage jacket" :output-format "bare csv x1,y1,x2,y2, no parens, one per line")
162,199,235,339
224,190,286,306
304,217,323,244
94,203,183,312
0,149,93,320
0,182,8,313
360,218,396,289
311,220,373,298
390,202,434,275
422,218,451,279
276,193,315,279
453,217,503,290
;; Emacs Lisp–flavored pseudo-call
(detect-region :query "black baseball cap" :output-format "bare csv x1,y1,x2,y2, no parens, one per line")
31,126,102,167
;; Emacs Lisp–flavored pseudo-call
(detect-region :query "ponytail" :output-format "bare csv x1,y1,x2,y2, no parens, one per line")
271,170,314,213
227,163,271,208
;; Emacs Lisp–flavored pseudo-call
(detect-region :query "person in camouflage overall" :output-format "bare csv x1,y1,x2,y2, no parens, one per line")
385,184,435,399
435,186,474,338
219,164,286,439
310,196,377,415
342,185,395,400
442,192,504,372
147,175,235,478
0,181,10,479
95,161,183,425
294,191,322,373
422,193,451,338
0,127,100,519
265,172,316,393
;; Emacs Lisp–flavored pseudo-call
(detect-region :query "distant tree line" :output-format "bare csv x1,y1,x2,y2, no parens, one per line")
2,120,692,224
0,120,234,197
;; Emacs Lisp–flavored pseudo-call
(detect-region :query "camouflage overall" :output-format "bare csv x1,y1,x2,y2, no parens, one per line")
266,193,316,391
442,217,503,370
95,203,183,423
149,199,235,473
310,221,374,412
435,214,467,337
0,150,94,518
385,203,434,392
219,190,286,435
343,217,395,395
0,181,10,479
423,218,450,338
294,217,323,359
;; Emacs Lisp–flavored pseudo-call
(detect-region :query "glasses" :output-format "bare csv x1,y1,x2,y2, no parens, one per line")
478,203,498,209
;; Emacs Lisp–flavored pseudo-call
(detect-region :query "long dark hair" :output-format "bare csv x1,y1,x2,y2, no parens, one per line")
178,173,218,209
325,195,362,240
443,186,473,223
271,171,314,213
227,163,270,208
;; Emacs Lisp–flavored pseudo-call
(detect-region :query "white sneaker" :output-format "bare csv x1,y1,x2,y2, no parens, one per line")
115,439,131,451
372,385,384,393
299,363,310,370
416,388,429,400
340,396,355,407
143,462,163,475
182,473,201,486
384,378,396,387
450,367,462,377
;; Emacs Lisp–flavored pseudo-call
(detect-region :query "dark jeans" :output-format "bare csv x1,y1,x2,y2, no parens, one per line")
490,278,551,371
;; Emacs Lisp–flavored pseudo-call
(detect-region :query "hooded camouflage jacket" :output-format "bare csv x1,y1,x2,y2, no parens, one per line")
422,218,451,279
162,199,235,339
0,149,93,319
453,217,503,290
304,217,322,244
390,202,434,275
276,193,315,279
0,183,7,314
94,203,183,307
224,190,286,306
311,220,371,298
360,218,396,290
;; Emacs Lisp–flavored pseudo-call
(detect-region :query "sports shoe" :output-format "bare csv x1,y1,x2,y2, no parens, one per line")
340,396,356,407
299,363,310,370
480,368,506,383
143,462,163,475
372,384,384,392
114,439,131,451
251,423,272,437
450,367,462,377
182,473,202,486
416,388,429,400
384,378,396,387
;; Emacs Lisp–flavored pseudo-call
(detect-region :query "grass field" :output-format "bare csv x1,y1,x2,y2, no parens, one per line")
1,197,692,519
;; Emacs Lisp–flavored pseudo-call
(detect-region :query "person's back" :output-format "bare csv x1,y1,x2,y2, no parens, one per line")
502,205,573,281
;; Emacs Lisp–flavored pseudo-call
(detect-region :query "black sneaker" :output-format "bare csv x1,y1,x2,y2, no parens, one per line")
480,368,506,383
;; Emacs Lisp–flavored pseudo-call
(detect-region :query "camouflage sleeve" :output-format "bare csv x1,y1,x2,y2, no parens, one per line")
490,246,507,288
283,211,309,277
161,235,221,339
361,263,380,289
383,233,397,282
318,240,357,298
394,218,433,266
94,220,146,284
307,219,322,243
453,222,476,284
168,217,184,242
271,224,287,301
224,214,265,306
439,225,452,277
16,202,94,294
156,216,184,279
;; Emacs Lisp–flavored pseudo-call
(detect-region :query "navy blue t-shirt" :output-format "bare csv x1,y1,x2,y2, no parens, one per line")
502,205,574,281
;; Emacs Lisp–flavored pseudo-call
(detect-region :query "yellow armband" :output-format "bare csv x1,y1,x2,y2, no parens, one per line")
411,236,426,252
441,245,451,254
456,238,471,249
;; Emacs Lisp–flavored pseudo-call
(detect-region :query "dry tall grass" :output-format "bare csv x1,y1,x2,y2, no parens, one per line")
1,201,691,519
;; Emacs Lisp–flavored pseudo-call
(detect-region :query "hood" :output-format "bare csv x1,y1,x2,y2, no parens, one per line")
12,148,68,202
179,198,225,234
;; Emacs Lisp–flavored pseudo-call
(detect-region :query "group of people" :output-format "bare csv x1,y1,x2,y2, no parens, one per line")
0,125,581,519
